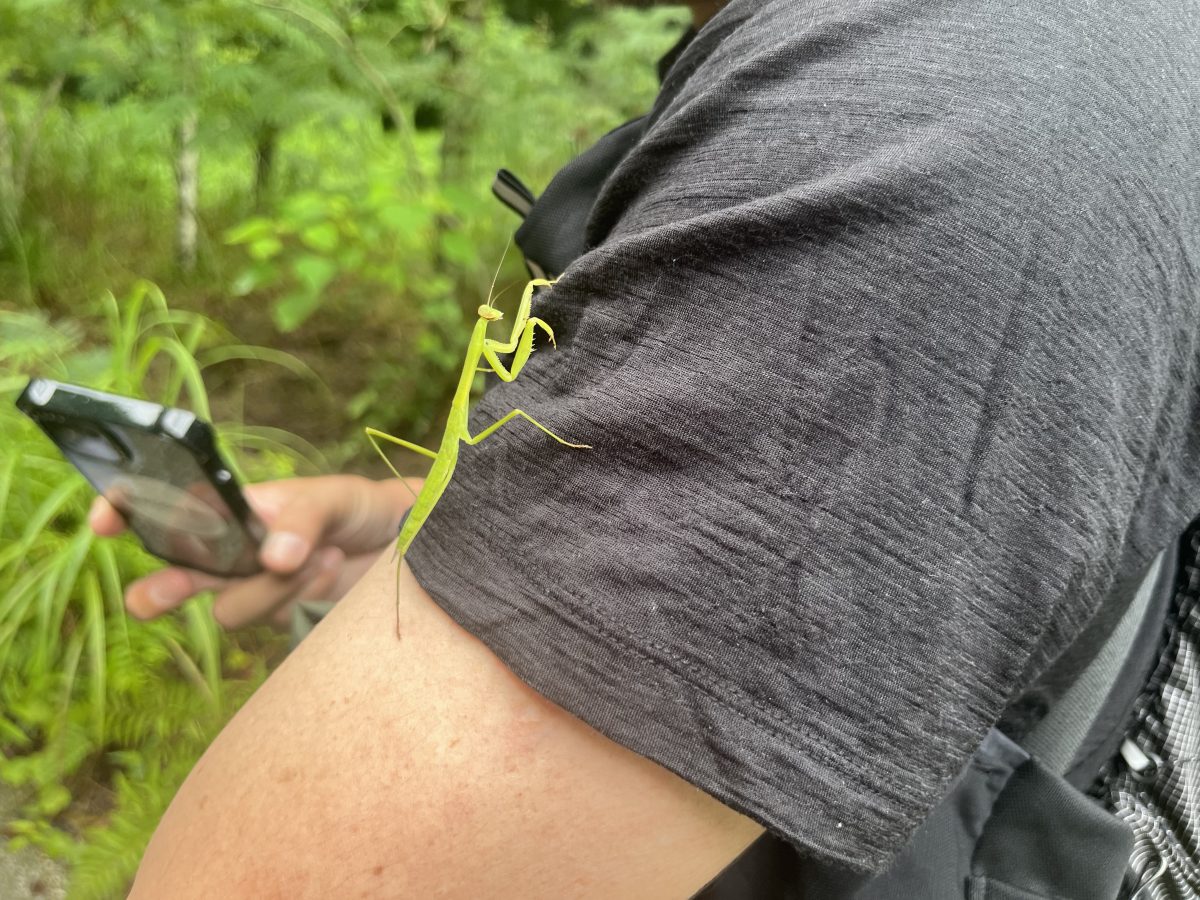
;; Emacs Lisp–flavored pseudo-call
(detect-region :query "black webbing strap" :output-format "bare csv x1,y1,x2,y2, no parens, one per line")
491,169,535,219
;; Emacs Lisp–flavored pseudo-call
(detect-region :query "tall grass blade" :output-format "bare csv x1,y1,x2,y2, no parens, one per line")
199,344,324,386
92,541,131,655
183,601,222,708
163,637,216,708
82,571,107,743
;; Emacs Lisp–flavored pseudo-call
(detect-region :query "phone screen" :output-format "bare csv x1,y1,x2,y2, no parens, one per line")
52,419,261,576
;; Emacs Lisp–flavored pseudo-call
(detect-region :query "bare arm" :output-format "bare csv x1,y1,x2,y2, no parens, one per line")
129,551,763,898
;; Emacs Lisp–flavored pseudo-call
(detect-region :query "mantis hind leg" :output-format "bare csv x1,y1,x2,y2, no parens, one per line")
364,427,437,501
466,409,590,449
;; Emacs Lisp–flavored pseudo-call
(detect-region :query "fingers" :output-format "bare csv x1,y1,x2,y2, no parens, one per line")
247,476,412,574
249,479,346,574
212,546,345,630
125,547,347,629
93,476,415,572
103,475,416,629
125,567,229,620
88,496,127,536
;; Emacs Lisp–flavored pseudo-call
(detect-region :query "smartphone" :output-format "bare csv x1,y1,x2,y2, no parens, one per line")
16,378,266,577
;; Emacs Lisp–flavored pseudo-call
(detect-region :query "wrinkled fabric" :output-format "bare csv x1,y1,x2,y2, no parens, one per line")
406,0,1200,873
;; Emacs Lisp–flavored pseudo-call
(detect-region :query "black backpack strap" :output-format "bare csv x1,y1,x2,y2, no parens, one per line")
691,730,1032,900
493,117,648,279
491,169,536,220
966,756,1134,899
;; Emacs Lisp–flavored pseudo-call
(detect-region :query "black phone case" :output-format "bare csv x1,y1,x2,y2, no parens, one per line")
17,378,265,577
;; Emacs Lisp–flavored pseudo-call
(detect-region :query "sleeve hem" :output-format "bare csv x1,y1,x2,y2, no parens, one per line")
407,540,935,874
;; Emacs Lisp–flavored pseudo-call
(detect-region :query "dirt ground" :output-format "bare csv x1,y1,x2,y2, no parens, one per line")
0,786,68,900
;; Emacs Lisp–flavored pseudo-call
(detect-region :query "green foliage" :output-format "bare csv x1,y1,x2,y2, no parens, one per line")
0,284,304,896
214,2,684,440
1,0,685,451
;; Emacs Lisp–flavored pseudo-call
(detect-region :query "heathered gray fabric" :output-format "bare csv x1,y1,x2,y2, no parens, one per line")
405,0,1200,873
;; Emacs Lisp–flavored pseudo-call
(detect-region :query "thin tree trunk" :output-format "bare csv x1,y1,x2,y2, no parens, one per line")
0,101,16,222
253,124,278,211
14,74,65,206
175,110,199,274
0,98,28,304
0,74,66,220
0,75,65,304
255,0,424,187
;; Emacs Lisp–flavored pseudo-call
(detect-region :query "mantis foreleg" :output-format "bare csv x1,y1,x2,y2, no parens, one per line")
480,277,557,381
482,317,555,382
486,278,554,354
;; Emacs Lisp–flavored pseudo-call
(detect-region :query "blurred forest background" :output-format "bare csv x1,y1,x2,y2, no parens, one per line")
0,1,685,896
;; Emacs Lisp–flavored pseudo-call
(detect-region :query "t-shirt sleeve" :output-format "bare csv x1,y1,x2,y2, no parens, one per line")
404,0,1200,874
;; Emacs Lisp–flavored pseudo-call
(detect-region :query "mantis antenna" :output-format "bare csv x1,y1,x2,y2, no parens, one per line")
487,233,514,308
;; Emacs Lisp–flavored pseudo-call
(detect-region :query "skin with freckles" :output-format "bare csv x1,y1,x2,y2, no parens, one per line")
128,553,762,898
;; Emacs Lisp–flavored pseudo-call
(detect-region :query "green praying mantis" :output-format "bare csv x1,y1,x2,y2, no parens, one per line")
366,274,590,630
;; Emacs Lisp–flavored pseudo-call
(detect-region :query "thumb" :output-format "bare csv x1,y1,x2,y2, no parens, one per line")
255,491,332,575
252,476,402,574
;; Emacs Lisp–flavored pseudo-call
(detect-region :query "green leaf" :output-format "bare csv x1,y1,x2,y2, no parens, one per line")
281,192,332,226
377,202,431,234
338,247,367,273
183,600,222,707
300,222,339,253
82,572,106,743
224,218,275,245
7,696,54,736
272,291,322,332
0,716,30,749
35,783,71,817
105,749,146,778
230,263,279,297
248,236,284,261
199,344,320,382
291,256,337,294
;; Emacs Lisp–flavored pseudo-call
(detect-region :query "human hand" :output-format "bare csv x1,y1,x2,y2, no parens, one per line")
88,475,421,629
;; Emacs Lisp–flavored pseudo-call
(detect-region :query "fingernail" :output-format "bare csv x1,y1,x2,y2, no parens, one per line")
318,547,342,571
263,532,310,569
147,584,175,610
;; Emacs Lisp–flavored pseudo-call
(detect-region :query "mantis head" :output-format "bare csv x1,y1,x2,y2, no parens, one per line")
477,304,503,321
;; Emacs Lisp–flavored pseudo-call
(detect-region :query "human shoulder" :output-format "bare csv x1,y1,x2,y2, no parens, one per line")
129,555,761,898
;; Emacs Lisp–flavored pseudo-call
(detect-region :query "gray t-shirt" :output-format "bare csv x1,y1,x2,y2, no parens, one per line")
405,0,1200,873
